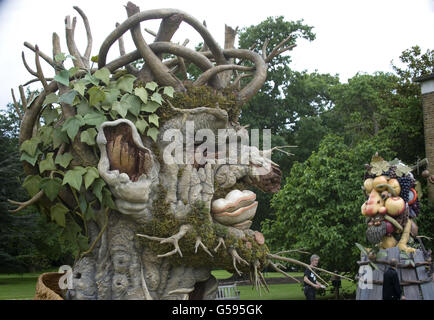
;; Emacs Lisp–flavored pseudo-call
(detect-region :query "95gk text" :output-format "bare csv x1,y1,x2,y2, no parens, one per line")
171,304,263,317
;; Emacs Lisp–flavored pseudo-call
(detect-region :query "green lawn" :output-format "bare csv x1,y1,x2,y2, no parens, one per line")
0,269,355,300
0,272,42,300
211,269,304,279
213,269,355,300
238,280,355,300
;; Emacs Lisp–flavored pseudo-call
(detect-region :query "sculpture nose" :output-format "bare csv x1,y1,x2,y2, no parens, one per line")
362,189,383,216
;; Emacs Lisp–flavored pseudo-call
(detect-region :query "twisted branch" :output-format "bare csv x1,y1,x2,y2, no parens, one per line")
65,16,85,68
144,28,157,37
194,237,213,257
193,64,253,87
139,12,184,83
19,81,58,147
252,259,269,295
73,6,93,63
136,224,193,258
104,42,215,76
10,88,23,119
214,237,226,252
98,6,226,70
222,49,267,104
220,25,238,86
228,247,249,276
35,45,48,91
268,261,301,283
23,42,55,68
21,52,37,77
125,2,184,91
18,86,27,111
267,253,353,283
8,190,44,213
275,248,311,255
52,32,62,70
232,72,253,89
80,208,109,258
116,22,139,75
65,7,92,69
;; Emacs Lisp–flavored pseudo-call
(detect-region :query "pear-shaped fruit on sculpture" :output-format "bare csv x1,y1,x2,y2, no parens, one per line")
385,197,405,216
361,189,384,216
388,178,401,196
364,178,374,193
373,176,388,191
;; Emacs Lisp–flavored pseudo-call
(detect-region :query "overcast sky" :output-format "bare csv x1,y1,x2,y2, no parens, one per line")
0,0,433,109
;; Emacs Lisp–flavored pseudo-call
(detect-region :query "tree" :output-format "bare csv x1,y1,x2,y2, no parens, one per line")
390,46,434,247
323,72,424,164
245,70,339,230
236,18,339,230
262,135,394,272
392,45,434,82
237,17,338,168
263,46,433,271
0,106,73,272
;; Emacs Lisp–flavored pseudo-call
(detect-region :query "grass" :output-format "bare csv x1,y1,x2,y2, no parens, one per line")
213,269,356,300
238,280,356,300
0,269,356,300
0,269,58,300
211,270,304,279
0,273,39,300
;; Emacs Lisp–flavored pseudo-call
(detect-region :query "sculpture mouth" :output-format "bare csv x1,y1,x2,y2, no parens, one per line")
211,190,257,229
98,120,153,182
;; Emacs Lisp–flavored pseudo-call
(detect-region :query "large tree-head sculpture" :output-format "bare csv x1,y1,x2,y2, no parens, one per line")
11,2,346,300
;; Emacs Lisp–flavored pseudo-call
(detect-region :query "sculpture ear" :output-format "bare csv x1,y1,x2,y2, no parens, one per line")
97,119,155,182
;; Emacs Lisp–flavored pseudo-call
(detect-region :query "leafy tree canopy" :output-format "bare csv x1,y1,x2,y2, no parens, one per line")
262,135,394,272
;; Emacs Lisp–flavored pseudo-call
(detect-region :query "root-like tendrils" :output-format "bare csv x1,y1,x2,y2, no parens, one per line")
194,236,213,257
275,248,310,256
214,237,226,252
136,224,193,258
228,247,249,276
251,260,269,296
268,261,300,283
8,190,44,213
268,253,328,286
267,253,353,285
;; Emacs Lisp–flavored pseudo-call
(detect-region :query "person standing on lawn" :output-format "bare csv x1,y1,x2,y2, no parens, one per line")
304,254,322,300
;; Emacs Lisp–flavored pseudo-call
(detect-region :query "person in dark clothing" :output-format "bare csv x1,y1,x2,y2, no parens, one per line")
304,254,322,300
382,258,405,300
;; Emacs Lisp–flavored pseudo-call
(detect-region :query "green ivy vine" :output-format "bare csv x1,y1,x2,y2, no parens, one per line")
18,53,174,258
